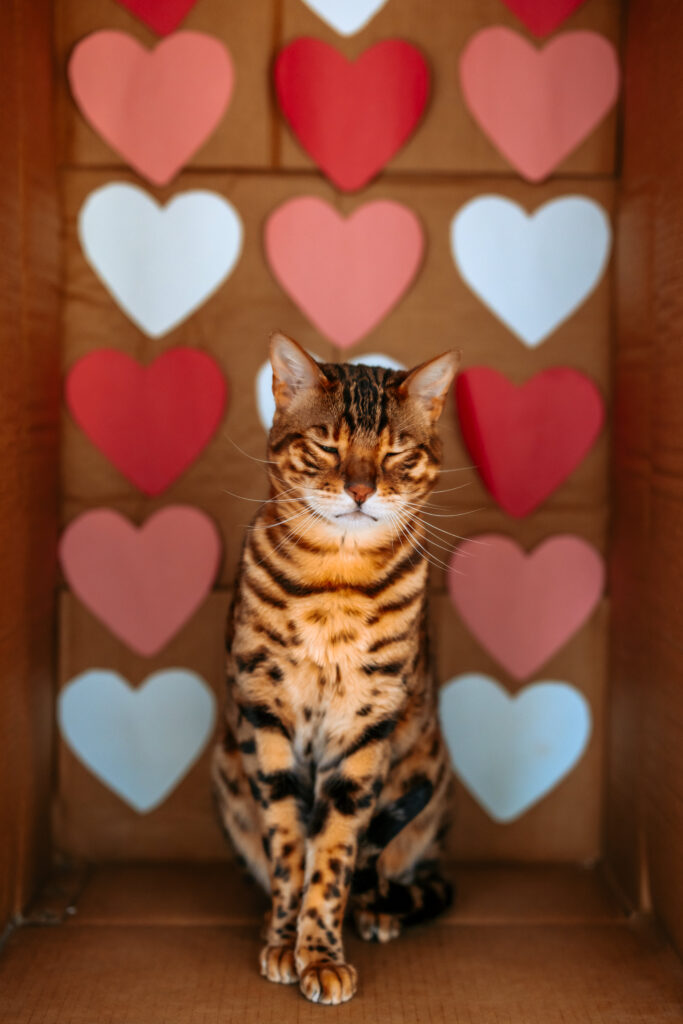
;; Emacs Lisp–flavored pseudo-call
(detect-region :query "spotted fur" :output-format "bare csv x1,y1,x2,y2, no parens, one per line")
212,334,459,1005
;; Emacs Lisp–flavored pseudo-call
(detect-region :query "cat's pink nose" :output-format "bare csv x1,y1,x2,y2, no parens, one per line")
345,481,375,506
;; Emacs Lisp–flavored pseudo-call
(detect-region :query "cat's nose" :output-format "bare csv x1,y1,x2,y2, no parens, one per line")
345,481,375,506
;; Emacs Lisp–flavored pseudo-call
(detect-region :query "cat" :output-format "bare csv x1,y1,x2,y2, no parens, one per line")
212,332,459,1005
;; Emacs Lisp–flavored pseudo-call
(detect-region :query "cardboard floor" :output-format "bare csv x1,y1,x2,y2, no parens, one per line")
1,864,681,1022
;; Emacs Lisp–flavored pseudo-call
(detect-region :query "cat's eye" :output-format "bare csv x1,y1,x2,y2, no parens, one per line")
316,443,338,455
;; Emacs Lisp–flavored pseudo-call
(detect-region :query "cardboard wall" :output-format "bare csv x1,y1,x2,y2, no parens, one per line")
54,0,621,863
609,0,683,958
0,0,60,928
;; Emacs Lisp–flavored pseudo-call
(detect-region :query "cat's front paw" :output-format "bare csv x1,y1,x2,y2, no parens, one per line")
353,907,402,943
259,944,298,985
299,961,358,1005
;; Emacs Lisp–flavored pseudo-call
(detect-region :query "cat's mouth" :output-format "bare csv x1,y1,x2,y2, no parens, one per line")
335,510,378,523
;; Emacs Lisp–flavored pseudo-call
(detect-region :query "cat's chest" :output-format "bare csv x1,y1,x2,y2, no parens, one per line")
295,595,371,670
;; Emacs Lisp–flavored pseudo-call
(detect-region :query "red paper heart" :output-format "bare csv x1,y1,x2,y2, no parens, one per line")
500,1,588,37
66,348,227,496
115,0,198,36
274,38,430,192
455,368,604,517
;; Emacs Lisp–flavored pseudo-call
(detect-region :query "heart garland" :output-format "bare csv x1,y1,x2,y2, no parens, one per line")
455,367,604,517
440,674,592,823
451,195,611,347
274,38,430,191
115,0,199,36
78,183,243,338
59,507,222,656
448,535,604,679
59,669,215,813
264,197,424,347
500,0,589,37
69,31,234,186
460,28,619,181
66,348,227,496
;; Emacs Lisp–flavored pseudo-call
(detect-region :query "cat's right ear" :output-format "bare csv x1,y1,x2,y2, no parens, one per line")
270,332,331,410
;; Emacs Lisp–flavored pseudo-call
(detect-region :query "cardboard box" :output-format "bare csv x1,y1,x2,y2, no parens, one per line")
0,0,681,1019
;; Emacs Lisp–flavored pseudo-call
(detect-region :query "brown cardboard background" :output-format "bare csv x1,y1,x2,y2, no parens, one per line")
54,2,616,863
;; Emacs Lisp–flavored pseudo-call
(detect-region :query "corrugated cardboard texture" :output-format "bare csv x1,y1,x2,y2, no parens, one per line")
0,0,60,927
609,0,683,958
55,2,617,862
2,865,682,1024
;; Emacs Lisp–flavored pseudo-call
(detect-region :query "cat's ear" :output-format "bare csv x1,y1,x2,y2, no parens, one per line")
400,350,461,421
269,332,331,410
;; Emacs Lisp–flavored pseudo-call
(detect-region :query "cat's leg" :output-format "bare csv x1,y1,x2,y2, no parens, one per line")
243,707,311,986
212,721,270,892
294,738,391,1005
352,726,454,942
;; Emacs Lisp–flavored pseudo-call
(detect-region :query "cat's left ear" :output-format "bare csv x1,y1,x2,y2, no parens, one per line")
400,350,461,421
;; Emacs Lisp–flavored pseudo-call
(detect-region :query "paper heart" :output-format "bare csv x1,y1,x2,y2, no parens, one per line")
78,183,243,338
456,367,604,517
440,674,591,822
448,535,604,680
460,28,619,181
265,198,423,347
69,31,233,185
59,507,221,656
300,0,390,36
451,196,611,346
500,0,588,37
59,670,215,813
66,348,227,496
275,38,429,191
115,0,198,36
255,351,405,432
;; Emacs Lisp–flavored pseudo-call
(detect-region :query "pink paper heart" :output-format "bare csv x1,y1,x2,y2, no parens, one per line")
265,197,423,348
460,28,619,182
60,508,222,656
68,31,233,185
448,534,604,680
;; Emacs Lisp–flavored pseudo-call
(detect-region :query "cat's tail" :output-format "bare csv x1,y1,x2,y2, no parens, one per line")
351,779,454,937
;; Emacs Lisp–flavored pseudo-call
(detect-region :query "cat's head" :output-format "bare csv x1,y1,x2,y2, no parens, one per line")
267,332,460,539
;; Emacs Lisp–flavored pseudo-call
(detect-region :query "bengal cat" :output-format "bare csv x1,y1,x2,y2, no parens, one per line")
212,333,459,1005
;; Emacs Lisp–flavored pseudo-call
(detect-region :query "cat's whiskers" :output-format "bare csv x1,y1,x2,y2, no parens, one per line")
223,432,277,466
391,508,455,574
429,482,472,495
399,501,483,519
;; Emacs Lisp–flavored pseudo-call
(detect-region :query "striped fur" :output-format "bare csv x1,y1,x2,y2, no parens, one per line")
212,336,458,1005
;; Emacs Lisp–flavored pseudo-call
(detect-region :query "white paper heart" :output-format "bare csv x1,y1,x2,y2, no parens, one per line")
58,669,216,813
300,0,390,36
451,196,611,347
255,351,405,432
78,183,243,338
440,674,591,823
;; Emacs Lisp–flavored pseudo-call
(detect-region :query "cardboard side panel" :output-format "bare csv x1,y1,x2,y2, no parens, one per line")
0,0,60,926
609,0,683,955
